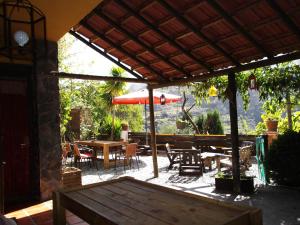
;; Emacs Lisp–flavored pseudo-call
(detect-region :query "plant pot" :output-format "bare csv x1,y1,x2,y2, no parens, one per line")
215,176,254,193
266,120,278,132
121,124,129,131
61,167,82,188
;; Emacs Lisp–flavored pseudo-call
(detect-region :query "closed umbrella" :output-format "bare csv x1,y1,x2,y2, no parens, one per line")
112,89,181,144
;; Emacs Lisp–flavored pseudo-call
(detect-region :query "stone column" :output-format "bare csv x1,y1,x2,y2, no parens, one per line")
35,41,61,200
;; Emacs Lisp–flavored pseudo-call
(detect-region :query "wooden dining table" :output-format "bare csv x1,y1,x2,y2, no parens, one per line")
53,176,262,225
75,140,126,169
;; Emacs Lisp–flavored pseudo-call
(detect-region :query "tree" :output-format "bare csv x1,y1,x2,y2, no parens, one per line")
195,114,205,134
257,62,300,130
101,67,127,139
196,111,224,134
192,61,300,133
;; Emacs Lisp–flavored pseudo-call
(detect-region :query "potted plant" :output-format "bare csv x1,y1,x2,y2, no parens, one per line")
215,172,255,193
121,121,129,131
261,100,283,132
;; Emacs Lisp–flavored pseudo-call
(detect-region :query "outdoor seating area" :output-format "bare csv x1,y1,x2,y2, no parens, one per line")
5,152,300,225
61,135,255,177
1,0,300,225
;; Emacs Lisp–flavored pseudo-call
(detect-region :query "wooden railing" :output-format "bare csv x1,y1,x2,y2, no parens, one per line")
128,132,256,147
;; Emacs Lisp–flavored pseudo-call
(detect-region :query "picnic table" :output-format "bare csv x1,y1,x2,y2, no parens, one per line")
53,176,262,225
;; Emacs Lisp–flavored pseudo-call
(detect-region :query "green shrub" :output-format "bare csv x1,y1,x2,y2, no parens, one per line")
266,130,300,186
196,114,205,133
205,110,224,134
98,115,122,140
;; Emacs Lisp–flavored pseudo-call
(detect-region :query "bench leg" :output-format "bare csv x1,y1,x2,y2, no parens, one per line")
53,191,66,225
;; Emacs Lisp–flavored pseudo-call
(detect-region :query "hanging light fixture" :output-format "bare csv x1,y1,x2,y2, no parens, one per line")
160,94,166,105
0,0,47,61
248,73,257,90
208,85,218,97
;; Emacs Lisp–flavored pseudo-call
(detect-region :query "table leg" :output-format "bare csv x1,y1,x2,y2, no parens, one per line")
103,144,109,169
216,156,221,172
52,191,66,225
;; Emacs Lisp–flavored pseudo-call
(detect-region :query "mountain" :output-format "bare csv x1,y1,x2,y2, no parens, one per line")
152,86,263,134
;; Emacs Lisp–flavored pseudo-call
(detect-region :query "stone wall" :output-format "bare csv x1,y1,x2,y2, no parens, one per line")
35,41,61,200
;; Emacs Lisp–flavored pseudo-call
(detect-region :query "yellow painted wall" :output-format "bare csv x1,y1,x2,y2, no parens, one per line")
31,0,102,41
0,0,102,42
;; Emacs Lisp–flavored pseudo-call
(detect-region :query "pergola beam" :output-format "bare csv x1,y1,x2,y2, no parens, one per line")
55,72,151,84
116,0,212,73
265,0,300,40
69,30,145,81
150,51,300,89
80,21,168,82
207,0,273,59
95,9,194,78
157,0,240,66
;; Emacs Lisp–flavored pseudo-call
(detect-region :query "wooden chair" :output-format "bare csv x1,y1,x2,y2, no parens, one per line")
220,145,252,172
115,143,139,171
62,142,72,166
73,143,98,169
165,143,181,169
179,150,203,176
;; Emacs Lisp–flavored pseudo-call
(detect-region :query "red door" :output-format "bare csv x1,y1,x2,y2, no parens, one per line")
0,80,31,210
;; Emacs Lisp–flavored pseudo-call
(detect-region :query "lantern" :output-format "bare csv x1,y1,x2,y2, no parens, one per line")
208,85,218,97
249,73,257,90
0,0,47,61
160,94,166,105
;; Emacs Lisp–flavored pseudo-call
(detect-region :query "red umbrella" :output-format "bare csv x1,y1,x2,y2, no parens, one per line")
112,89,181,144
112,89,181,105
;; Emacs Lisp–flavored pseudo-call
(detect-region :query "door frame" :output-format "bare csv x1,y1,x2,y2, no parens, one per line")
0,63,40,211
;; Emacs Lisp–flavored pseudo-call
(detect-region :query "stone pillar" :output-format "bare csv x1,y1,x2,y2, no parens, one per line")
35,41,61,200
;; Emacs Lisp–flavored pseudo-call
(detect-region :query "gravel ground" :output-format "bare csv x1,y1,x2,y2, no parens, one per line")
68,154,300,225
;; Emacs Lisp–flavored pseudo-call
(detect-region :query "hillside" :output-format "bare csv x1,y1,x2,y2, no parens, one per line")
150,86,263,134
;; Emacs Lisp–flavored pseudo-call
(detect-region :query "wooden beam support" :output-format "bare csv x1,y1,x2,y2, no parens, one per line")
114,1,212,73
55,72,151,84
69,30,145,81
79,22,168,82
265,0,300,40
228,72,240,194
157,0,240,66
150,51,300,89
96,10,193,78
207,0,272,59
148,86,159,177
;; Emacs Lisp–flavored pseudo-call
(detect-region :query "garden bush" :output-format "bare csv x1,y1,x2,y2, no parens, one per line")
267,130,300,186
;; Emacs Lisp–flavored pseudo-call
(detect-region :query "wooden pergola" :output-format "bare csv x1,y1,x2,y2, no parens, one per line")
56,0,300,193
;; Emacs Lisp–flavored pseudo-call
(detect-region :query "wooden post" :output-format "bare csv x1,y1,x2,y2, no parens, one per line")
148,87,159,177
228,72,240,193
286,92,292,130
52,191,66,225
0,136,4,214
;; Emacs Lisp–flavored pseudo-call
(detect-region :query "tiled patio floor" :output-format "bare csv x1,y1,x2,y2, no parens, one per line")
4,155,300,225
5,200,88,225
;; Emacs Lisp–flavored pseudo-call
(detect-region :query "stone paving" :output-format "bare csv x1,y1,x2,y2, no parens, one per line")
71,154,300,225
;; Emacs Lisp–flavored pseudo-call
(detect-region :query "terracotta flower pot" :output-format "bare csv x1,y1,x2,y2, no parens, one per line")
121,124,129,131
266,120,278,132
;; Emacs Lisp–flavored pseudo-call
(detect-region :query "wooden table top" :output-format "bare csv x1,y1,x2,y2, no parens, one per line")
76,140,126,146
54,177,262,225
